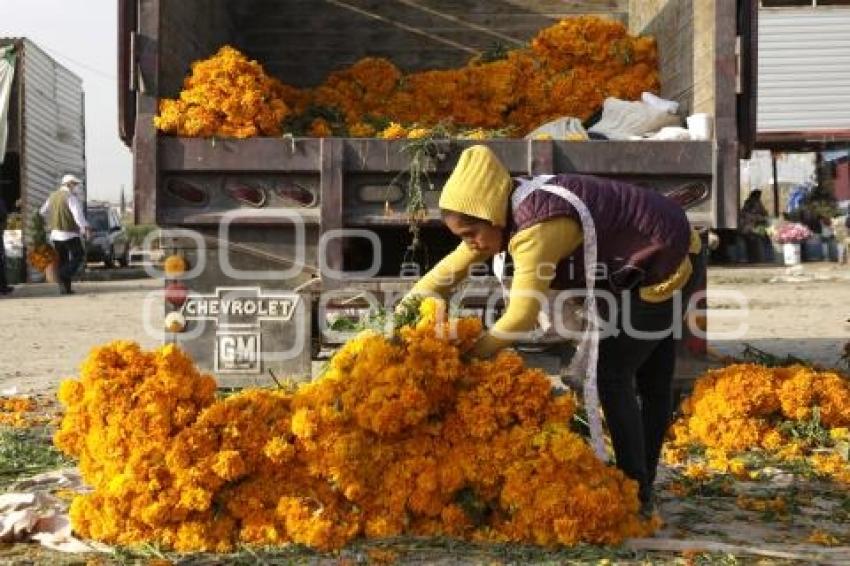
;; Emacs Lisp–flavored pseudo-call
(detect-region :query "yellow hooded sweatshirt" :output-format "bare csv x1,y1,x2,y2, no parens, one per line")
409,145,700,358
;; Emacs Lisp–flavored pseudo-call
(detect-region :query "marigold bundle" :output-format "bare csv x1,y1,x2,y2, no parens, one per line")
27,244,57,272
55,299,653,552
0,396,38,428
153,46,293,138
665,364,850,483
155,16,658,138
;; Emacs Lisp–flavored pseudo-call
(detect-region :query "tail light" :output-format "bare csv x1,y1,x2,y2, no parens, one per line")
165,282,189,307
166,179,208,206
274,182,316,207
227,184,268,208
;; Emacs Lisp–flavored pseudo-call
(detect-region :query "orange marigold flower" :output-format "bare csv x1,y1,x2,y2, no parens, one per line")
378,122,408,140
308,118,333,138
406,127,431,139
163,255,188,276
348,122,376,137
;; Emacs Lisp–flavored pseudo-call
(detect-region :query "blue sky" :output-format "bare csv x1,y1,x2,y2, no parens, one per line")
1,0,131,203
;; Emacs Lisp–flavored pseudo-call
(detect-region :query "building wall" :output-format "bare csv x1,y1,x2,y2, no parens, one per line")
159,0,234,97
629,0,715,117
20,39,85,251
159,0,630,93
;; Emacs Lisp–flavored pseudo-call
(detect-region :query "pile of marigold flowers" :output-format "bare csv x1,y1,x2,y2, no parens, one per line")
156,16,658,139
0,396,40,428
27,244,57,273
154,46,294,138
664,363,850,484
54,298,654,553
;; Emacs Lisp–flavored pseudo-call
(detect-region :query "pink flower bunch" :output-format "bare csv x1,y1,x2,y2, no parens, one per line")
774,222,812,244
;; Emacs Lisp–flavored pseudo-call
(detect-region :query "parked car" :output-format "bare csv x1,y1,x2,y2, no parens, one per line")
85,205,130,268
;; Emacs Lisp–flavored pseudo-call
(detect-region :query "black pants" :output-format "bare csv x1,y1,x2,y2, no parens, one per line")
0,234,8,289
597,252,706,503
53,238,84,293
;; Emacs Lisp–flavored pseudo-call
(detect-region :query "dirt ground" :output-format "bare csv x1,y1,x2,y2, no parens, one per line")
0,279,164,393
1,263,850,393
707,263,850,368
3,264,850,563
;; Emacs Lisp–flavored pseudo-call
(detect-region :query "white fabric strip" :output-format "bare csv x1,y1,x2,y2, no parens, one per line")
495,175,607,460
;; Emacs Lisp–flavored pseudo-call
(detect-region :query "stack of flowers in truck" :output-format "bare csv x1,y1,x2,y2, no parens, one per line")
154,16,659,139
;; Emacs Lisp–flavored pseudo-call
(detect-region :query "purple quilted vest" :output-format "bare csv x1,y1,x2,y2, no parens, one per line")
506,174,692,292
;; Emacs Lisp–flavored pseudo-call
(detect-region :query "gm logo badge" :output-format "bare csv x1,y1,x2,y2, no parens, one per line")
215,332,262,374
181,288,300,375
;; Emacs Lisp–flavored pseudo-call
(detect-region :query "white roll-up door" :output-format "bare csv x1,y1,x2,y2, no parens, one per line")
758,7,850,133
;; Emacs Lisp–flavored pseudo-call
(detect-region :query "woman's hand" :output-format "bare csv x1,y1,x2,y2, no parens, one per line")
461,335,500,363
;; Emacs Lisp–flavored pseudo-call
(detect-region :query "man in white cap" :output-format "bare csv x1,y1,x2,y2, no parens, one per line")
40,174,91,295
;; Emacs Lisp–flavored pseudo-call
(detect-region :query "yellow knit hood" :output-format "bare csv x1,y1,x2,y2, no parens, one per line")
438,145,512,226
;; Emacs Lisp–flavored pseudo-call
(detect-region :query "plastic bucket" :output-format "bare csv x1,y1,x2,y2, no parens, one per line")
783,243,801,266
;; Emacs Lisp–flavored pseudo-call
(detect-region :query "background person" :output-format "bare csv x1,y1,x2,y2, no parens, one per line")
739,189,770,263
39,174,91,295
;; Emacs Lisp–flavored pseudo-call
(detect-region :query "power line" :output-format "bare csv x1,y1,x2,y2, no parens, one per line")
24,36,116,81
43,48,116,81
